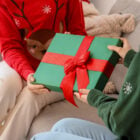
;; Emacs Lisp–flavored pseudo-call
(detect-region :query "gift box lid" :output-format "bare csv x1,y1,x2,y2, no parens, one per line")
33,33,122,93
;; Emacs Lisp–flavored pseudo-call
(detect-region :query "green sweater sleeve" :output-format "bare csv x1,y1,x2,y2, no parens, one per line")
124,49,136,68
88,50,140,139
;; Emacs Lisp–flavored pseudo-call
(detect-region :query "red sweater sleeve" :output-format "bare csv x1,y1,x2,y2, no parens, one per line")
66,0,87,35
0,6,34,80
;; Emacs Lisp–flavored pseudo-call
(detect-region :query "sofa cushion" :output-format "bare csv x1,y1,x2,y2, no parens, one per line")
109,0,140,92
27,98,104,140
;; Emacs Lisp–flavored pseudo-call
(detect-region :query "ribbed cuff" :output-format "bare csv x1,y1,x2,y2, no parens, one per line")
87,89,101,107
124,49,136,68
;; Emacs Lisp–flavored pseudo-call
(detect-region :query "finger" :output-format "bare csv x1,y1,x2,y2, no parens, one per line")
79,89,90,94
74,92,80,97
28,73,35,82
64,32,71,34
30,76,35,82
33,88,49,94
108,45,121,54
119,37,126,43
74,92,81,99
74,92,88,104
28,83,45,90
119,38,128,48
30,87,49,93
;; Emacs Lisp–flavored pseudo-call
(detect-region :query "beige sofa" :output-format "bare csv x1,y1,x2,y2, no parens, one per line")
26,0,140,139
0,0,140,139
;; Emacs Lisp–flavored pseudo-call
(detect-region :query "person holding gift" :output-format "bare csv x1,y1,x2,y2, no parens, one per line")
0,0,87,140
31,38,140,140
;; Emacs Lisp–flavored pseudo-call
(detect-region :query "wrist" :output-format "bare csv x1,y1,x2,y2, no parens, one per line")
124,49,136,68
122,48,131,59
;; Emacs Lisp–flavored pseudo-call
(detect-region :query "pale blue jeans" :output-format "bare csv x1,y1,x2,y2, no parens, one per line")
31,118,118,140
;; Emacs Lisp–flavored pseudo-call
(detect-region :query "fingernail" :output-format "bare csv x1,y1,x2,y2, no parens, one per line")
79,89,82,92
74,92,78,95
31,78,34,82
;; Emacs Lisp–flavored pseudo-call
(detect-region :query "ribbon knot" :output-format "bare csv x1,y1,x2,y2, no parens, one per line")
64,51,90,75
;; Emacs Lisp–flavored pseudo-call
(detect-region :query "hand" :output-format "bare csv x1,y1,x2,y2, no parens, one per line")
74,89,90,104
64,31,71,34
108,38,131,64
27,73,50,94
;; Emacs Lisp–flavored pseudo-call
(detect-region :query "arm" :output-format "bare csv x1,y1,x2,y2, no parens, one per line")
88,50,140,137
0,6,34,80
66,0,87,35
0,5,53,94
75,38,138,137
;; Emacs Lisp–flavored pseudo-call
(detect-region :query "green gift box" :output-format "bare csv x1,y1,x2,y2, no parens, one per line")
34,33,122,105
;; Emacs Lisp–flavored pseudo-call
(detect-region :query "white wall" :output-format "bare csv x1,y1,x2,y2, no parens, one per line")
90,0,117,14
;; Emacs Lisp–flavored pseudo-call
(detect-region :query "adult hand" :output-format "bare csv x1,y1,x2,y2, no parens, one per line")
27,73,50,94
108,38,131,64
74,89,90,104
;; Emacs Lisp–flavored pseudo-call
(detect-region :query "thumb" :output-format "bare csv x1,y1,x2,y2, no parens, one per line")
108,45,121,54
30,76,35,82
79,89,90,95
28,73,35,82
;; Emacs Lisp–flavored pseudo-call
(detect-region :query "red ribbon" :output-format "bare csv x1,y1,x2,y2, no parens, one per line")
42,36,114,106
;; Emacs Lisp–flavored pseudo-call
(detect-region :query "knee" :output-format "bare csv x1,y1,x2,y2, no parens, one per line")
19,87,36,105
0,71,23,98
0,77,22,92
0,76,23,106
18,87,42,114
52,118,79,132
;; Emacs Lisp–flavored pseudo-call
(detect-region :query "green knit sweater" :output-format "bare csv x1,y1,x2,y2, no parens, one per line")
87,50,140,140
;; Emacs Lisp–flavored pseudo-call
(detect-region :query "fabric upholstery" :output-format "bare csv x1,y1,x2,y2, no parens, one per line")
109,0,140,92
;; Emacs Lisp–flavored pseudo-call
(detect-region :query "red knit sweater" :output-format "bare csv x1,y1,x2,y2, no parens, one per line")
0,0,86,80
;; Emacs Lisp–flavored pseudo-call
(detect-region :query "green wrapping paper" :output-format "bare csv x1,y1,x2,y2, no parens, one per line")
34,33,122,93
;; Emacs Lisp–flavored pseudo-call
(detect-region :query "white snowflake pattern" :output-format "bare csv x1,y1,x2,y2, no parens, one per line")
123,82,133,95
42,5,52,14
14,18,20,27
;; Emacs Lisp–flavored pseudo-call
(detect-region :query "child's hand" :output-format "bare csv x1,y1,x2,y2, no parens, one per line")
27,73,50,94
108,38,131,64
74,89,90,104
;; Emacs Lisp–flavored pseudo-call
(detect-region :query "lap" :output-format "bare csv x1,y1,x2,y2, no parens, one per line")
31,118,117,140
16,86,65,111
0,61,23,122
0,61,64,105
51,118,118,140
31,132,91,140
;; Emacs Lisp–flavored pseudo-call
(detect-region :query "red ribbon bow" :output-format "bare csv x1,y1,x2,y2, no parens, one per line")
64,51,90,74
60,36,94,106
